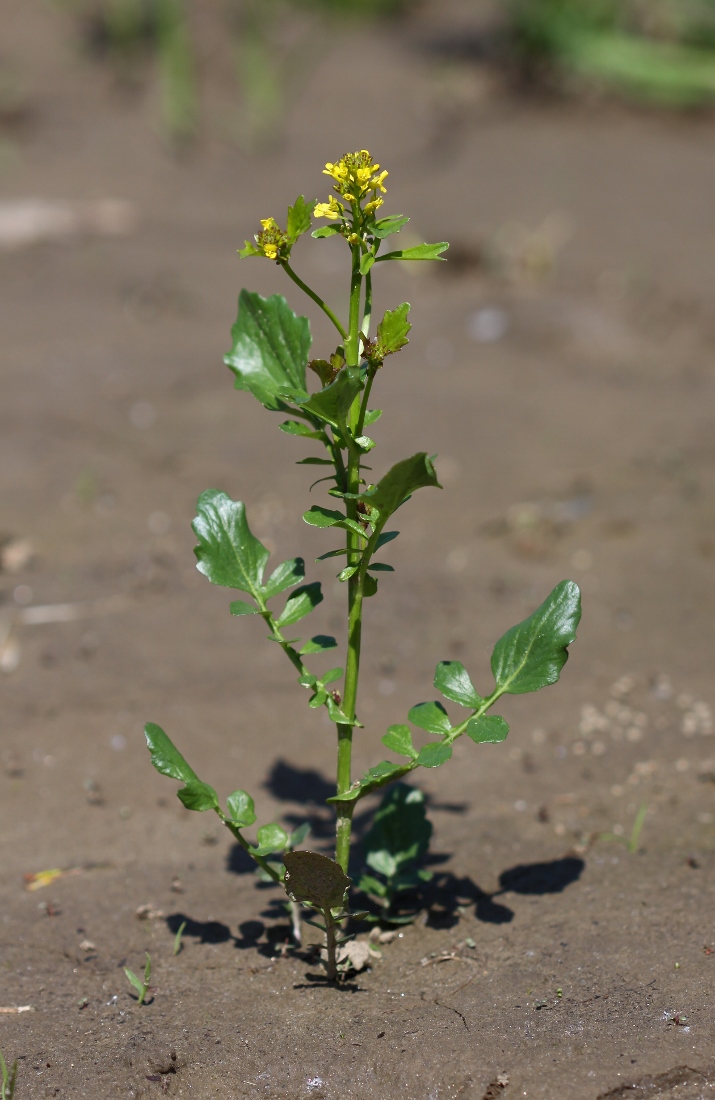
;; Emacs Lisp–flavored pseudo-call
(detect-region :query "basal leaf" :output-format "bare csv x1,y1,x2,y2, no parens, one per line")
415,742,453,768
263,557,305,599
226,789,257,827
377,303,411,356
145,723,199,784
491,580,582,695
283,851,351,909
376,242,449,263
381,724,418,759
299,634,337,654
408,700,451,735
361,453,440,523
371,214,409,239
193,491,269,597
229,599,259,616
286,195,314,243
224,290,311,412
466,715,509,744
434,660,483,709
178,780,219,811
276,582,323,627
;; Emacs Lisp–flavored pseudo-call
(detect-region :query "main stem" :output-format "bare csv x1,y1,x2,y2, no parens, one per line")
334,244,364,873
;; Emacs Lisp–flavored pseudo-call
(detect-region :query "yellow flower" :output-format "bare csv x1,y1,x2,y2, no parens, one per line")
314,196,344,221
321,150,388,206
363,196,384,215
255,216,288,259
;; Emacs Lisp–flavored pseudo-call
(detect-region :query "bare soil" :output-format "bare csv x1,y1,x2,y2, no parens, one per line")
2,3,715,1098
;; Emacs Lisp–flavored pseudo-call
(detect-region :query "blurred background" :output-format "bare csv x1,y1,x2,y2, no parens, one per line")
2,0,715,875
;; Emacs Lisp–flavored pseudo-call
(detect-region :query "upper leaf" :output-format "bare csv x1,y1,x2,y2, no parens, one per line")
145,723,199,784
286,195,314,243
491,580,582,695
408,700,451,735
276,582,323,627
193,491,269,598
376,242,449,263
289,369,363,430
376,303,411,356
434,660,483,709
283,851,351,909
371,214,409,239
226,789,257,827
224,290,311,412
263,557,305,599
360,453,441,523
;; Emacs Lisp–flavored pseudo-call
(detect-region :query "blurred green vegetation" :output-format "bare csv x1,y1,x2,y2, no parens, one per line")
507,0,715,107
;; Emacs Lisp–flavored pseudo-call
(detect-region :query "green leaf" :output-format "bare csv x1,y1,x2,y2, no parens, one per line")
124,967,145,998
375,529,399,550
376,242,449,263
360,253,376,275
144,723,199,784
286,195,313,243
224,290,310,412
263,557,305,599
229,599,259,617
320,667,343,685
371,214,409,239
316,548,348,560
238,240,262,258
290,369,363,431
363,573,378,598
193,491,269,597
283,851,351,909
178,780,220,811
367,562,394,572
254,823,289,853
299,634,337,655
408,700,451,735
297,457,333,465
309,689,328,708
289,822,311,848
382,724,418,760
328,760,413,803
358,873,388,898
364,784,432,880
303,505,366,539
226,789,257,827
466,715,509,744
434,660,482,709
325,696,363,726
361,453,441,523
415,742,453,768
279,420,324,439
338,564,358,582
377,303,411,355
276,582,323,627
363,408,382,426
311,225,341,238
491,580,582,695
355,435,375,452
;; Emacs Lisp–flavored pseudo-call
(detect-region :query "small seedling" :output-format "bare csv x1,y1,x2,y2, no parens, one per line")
124,952,152,1005
358,784,433,923
600,803,648,854
144,149,582,980
0,1049,17,1100
173,920,187,956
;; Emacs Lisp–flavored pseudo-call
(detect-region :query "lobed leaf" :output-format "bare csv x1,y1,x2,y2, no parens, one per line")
408,700,451,735
434,660,482,709
226,789,257,827
491,580,582,695
361,453,440,523
193,491,269,597
381,724,418,760
377,303,411,356
376,242,449,262
224,290,311,412
283,851,351,910
276,582,323,627
263,557,305,599
466,715,509,744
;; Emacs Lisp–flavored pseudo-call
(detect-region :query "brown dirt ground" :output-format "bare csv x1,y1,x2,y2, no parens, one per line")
2,3,715,1098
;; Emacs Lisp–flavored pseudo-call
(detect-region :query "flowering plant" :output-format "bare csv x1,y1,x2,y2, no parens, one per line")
145,150,582,980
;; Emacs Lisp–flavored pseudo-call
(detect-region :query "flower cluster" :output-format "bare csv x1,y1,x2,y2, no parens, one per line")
314,149,388,221
253,217,289,260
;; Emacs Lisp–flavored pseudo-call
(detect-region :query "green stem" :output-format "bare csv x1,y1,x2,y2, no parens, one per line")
323,907,338,981
356,366,377,438
221,818,282,884
361,272,372,339
281,260,347,341
334,243,364,873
